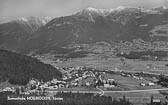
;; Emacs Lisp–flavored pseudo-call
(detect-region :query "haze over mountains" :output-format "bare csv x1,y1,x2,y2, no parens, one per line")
0,6,168,54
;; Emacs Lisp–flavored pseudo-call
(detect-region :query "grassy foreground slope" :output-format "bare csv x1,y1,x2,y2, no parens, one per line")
0,50,62,85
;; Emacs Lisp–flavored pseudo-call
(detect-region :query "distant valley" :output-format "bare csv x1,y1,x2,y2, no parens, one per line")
0,7,168,105
0,7,168,67
0,7,168,55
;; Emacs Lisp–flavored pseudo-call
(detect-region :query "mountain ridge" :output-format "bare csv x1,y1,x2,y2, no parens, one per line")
0,7,168,54
0,16,53,52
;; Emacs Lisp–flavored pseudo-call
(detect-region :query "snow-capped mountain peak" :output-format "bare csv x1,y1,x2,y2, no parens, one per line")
9,16,53,33
78,6,129,17
16,16,53,25
84,6,126,13
85,7,99,12
80,6,166,15
115,6,126,11
18,17,29,22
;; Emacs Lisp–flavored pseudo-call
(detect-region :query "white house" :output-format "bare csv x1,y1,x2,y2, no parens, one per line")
148,82,155,86
140,82,146,87
3,87,15,92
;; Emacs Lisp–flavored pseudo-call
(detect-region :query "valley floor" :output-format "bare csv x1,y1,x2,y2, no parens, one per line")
1,54,167,105
34,54,168,104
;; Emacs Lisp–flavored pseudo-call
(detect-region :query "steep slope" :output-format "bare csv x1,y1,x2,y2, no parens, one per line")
0,17,52,52
0,50,62,85
21,7,168,54
15,17,52,33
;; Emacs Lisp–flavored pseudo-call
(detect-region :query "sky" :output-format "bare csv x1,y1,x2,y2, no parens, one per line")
0,0,167,23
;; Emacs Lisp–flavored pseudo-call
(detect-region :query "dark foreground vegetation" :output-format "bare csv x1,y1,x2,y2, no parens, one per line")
0,92,167,105
158,75,168,87
0,92,133,105
0,50,62,85
1,92,167,105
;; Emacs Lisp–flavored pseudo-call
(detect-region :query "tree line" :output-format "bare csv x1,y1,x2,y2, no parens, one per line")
0,50,62,85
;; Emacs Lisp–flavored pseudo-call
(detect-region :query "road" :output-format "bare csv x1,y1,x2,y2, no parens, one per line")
47,87,168,96
96,87,168,96
1,87,168,96
96,87,104,96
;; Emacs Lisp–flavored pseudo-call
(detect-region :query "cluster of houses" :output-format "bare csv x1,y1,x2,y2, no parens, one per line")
119,71,144,80
0,78,67,95
0,66,118,95
96,78,117,88
1,66,160,96
139,82,155,87
1,87,15,93
61,66,100,87
27,66,118,92
60,66,119,88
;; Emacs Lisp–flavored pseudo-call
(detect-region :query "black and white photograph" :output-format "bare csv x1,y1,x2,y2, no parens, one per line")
0,0,168,105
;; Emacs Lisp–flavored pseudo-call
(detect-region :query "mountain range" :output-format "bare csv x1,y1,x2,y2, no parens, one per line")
0,7,168,54
0,16,52,52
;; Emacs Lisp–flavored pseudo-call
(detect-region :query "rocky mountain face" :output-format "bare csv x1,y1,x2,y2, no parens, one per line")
15,16,52,33
0,7,168,54
0,17,52,52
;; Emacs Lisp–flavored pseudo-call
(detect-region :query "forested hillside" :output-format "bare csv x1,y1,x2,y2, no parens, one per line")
0,50,62,85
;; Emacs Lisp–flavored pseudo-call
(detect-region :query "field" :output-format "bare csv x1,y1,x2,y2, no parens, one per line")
48,87,98,92
102,73,163,90
34,54,168,104
102,73,166,104
52,55,168,74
